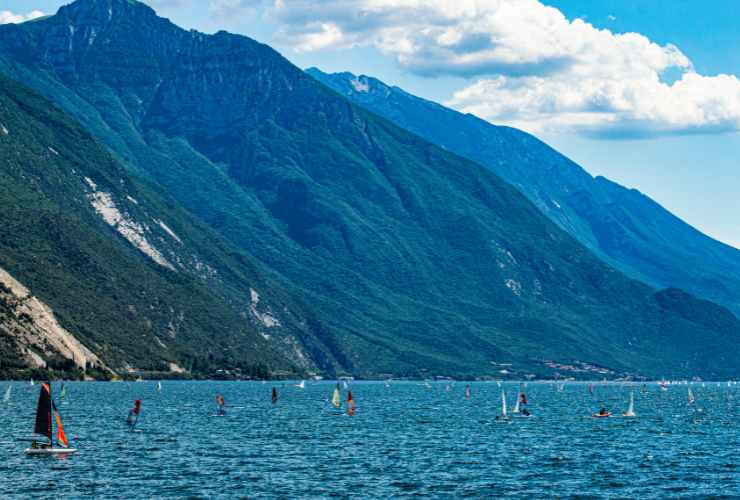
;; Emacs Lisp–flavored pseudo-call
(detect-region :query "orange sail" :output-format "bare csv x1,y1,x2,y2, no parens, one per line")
53,407,69,448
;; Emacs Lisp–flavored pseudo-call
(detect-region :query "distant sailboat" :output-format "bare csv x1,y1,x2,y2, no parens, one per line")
156,381,162,392
465,384,471,400
25,382,76,455
588,383,594,395
342,380,348,389
513,393,520,414
346,390,357,416
295,380,305,389
623,392,636,417
30,379,35,387
384,380,390,388
272,387,278,404
4,385,11,403
331,383,341,409
557,383,565,392
688,388,695,405
60,383,66,402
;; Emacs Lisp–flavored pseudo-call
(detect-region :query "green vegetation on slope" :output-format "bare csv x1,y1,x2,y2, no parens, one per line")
0,74,310,379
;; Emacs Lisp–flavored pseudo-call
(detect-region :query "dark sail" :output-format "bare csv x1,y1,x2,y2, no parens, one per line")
33,383,52,440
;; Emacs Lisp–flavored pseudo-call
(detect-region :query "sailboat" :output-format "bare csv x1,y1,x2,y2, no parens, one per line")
622,392,636,417
331,383,341,409
513,392,520,414
465,384,471,400
25,382,76,455
3,385,11,403
384,380,390,388
30,379,35,387
346,390,357,416
156,381,162,392
688,387,695,405
60,383,66,402
342,380,348,389
295,380,305,389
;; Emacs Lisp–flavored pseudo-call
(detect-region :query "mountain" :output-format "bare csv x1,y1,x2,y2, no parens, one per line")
308,69,740,316
0,73,317,379
1,0,740,379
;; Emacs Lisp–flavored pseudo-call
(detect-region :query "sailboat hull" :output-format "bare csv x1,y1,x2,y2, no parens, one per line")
25,448,77,455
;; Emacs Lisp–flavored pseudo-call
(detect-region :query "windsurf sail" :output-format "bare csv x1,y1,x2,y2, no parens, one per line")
347,390,357,416
30,379,35,386
156,381,162,392
127,399,142,428
295,380,305,389
465,384,471,400
343,380,348,389
688,388,695,405
60,383,66,401
272,387,278,404
331,383,341,409
513,393,520,414
3,385,10,403
501,390,508,418
588,383,594,395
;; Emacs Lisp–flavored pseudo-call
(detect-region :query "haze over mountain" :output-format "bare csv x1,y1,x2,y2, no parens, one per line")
1,0,739,379
309,69,740,317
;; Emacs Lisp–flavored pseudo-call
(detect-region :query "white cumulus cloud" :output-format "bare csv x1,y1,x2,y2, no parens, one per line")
251,0,740,138
0,10,45,24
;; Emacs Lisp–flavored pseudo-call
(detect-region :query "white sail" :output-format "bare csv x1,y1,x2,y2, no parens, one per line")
688,388,695,405
623,392,636,417
331,385,341,408
501,390,507,418
295,380,305,389
512,392,520,413
3,385,10,403
156,381,162,392
30,379,34,386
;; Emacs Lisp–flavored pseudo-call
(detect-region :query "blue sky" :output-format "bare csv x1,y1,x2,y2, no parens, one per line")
4,0,739,248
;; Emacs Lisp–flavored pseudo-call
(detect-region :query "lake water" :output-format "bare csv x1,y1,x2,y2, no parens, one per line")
0,381,738,498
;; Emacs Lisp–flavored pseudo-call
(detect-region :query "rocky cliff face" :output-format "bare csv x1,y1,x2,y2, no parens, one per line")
1,0,740,379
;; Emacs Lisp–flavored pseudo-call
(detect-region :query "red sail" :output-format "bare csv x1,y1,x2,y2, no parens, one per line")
33,383,52,441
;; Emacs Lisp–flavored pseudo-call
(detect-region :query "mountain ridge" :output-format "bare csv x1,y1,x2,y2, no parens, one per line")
307,68,740,315
1,0,739,379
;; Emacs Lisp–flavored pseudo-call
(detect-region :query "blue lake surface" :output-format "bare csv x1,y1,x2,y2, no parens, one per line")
0,380,738,498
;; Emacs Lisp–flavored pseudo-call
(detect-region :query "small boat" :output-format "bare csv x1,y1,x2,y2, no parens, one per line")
659,380,669,392
272,387,278,404
622,392,636,417
295,380,305,389
346,390,357,416
25,382,77,455
331,383,341,409
688,388,695,405
3,385,10,403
